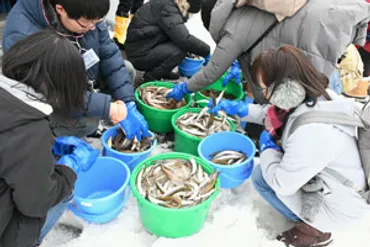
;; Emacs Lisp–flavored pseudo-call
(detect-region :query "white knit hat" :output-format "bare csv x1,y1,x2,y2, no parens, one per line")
269,79,306,110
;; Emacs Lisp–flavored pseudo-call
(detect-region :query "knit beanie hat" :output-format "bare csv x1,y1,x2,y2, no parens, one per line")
188,0,202,13
269,79,306,110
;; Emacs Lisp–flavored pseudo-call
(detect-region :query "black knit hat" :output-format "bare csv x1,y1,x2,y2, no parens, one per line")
188,0,202,13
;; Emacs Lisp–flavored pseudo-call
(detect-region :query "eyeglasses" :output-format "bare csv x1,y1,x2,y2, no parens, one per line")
75,18,103,29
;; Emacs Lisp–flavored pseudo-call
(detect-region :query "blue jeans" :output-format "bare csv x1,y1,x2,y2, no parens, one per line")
252,165,301,222
35,194,73,246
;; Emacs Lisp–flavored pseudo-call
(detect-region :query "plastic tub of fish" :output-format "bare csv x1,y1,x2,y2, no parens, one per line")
101,125,158,172
178,64,203,77
194,72,244,108
68,157,131,219
171,108,236,156
135,81,193,134
130,152,220,238
198,132,256,189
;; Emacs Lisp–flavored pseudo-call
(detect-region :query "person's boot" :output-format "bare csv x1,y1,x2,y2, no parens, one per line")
343,79,370,103
276,222,332,247
113,12,130,50
162,71,180,80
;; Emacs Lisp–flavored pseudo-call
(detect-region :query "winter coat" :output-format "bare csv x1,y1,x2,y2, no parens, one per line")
0,75,76,247
2,0,136,119
186,0,370,103
247,90,370,233
125,0,210,60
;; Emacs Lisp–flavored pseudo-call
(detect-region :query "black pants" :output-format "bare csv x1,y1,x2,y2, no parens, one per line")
128,42,186,82
359,47,370,77
116,0,144,16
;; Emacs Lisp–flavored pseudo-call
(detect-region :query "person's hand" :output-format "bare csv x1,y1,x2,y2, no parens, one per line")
53,136,91,156
119,102,149,141
222,59,241,87
203,54,211,66
109,100,128,124
259,130,281,153
56,142,100,174
208,99,250,117
166,82,192,102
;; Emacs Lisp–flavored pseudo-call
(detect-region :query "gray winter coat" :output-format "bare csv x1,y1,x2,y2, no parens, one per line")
186,0,370,103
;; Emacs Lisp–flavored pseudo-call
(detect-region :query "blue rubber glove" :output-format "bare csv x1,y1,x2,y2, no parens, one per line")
53,136,92,156
203,54,211,66
259,130,281,153
222,60,241,87
119,102,149,141
208,99,250,117
367,32,370,42
56,145,100,174
166,82,192,102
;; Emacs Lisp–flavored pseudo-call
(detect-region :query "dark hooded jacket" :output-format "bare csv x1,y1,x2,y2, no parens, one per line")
2,0,136,119
0,75,76,247
125,0,210,59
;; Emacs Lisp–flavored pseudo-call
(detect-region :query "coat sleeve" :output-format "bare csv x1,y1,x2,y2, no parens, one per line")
186,34,243,92
97,23,136,103
2,122,77,218
260,124,339,196
82,91,112,119
157,4,210,57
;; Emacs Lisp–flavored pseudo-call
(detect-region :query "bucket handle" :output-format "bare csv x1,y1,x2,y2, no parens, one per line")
68,186,131,217
215,160,255,182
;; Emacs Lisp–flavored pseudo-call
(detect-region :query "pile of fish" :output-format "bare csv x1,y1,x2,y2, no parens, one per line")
176,108,232,138
187,53,203,60
210,150,248,165
138,86,187,110
107,127,155,153
136,158,219,208
200,89,236,100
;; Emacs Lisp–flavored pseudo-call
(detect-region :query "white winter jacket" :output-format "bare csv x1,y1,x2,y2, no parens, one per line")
246,90,370,232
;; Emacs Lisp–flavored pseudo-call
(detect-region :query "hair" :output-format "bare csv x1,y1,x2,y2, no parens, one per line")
251,45,331,107
50,0,110,20
2,29,88,116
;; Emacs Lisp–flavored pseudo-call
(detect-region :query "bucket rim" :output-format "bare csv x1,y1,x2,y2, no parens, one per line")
135,81,193,113
129,152,220,212
197,131,256,169
170,108,236,142
100,126,158,158
74,156,131,203
183,56,205,62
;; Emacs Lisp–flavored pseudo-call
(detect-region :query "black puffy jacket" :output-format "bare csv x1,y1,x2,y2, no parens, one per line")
0,75,76,247
125,0,210,59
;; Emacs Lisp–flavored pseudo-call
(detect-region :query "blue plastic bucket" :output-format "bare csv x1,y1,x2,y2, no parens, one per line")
179,56,205,69
178,64,203,77
198,132,256,189
68,188,130,224
101,126,157,172
72,157,131,215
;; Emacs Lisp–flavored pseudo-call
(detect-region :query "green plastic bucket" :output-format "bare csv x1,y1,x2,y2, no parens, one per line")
135,81,193,134
130,152,220,238
171,108,236,156
194,72,244,108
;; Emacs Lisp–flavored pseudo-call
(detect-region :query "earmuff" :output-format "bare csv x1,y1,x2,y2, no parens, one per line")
268,49,306,110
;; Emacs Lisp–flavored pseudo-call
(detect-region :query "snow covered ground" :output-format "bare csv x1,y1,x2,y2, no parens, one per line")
42,7,370,247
